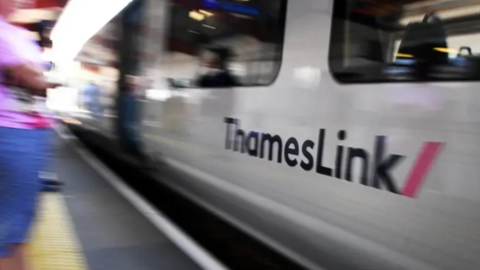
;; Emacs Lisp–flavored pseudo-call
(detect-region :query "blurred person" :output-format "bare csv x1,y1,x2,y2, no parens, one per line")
198,47,238,88
120,75,146,155
0,0,58,269
82,80,102,116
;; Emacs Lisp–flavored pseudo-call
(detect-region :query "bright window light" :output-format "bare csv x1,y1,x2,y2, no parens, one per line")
50,0,133,64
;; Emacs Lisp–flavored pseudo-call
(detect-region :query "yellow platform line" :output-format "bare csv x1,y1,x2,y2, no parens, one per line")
28,194,88,270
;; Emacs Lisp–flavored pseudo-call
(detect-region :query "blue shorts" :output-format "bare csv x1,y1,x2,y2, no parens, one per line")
0,127,50,257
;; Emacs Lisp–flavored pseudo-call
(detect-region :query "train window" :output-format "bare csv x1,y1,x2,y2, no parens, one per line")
329,0,480,83
164,0,287,87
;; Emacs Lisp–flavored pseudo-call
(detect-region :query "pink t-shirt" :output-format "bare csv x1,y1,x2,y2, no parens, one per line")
0,16,51,129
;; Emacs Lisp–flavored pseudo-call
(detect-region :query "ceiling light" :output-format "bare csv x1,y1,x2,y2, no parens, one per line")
199,9,213,16
189,11,205,21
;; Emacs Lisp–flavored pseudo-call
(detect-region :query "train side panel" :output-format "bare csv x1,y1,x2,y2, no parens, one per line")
140,0,480,269
68,0,480,269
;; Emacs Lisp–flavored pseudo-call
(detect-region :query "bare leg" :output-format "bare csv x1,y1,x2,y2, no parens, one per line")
12,244,32,270
0,256,16,270
0,245,19,270
0,244,33,270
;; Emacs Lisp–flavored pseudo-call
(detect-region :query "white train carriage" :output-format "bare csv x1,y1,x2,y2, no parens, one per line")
62,0,480,269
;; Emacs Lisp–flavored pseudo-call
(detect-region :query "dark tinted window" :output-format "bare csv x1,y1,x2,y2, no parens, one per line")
330,0,480,83
164,0,287,87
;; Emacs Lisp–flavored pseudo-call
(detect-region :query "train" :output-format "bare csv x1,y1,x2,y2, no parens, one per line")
54,0,480,269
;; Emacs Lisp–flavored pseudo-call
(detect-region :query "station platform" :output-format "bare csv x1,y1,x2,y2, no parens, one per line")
27,131,204,270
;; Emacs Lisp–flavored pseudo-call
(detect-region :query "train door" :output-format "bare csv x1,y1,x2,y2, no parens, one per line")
117,0,146,155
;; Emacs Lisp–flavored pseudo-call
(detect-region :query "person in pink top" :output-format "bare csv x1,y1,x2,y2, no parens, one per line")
0,0,56,269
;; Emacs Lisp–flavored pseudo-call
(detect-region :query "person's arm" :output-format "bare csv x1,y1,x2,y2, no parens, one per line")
0,33,48,92
5,63,48,91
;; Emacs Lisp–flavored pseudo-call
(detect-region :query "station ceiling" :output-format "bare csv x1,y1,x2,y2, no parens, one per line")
9,0,68,41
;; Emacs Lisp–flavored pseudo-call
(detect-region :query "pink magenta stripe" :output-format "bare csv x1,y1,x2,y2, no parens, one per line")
402,142,444,198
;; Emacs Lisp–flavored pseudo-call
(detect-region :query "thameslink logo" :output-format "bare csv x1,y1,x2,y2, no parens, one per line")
224,117,443,198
